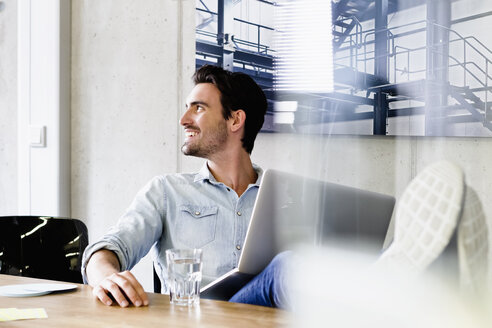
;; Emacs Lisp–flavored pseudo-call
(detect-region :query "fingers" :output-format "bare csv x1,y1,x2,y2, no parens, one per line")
92,271,149,307
92,284,115,306
118,271,149,307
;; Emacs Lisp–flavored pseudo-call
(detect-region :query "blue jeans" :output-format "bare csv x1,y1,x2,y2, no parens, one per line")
229,251,291,309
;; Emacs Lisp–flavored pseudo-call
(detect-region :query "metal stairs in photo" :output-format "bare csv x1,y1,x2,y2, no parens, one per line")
194,0,492,135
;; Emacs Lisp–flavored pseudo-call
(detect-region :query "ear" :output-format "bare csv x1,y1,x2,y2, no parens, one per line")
230,110,246,133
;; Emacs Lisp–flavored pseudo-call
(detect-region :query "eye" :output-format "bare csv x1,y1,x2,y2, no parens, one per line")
196,105,204,112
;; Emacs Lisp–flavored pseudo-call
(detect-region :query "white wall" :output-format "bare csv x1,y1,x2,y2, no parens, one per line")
0,0,17,214
17,0,71,217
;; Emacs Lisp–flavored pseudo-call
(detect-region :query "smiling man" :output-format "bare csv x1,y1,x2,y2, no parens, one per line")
82,65,290,309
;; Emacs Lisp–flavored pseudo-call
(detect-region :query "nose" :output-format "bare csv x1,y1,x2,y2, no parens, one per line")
180,108,192,126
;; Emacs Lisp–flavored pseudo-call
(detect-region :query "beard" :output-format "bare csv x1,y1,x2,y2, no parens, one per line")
181,120,228,158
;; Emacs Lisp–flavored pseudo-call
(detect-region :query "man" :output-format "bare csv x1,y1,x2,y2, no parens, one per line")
82,65,289,309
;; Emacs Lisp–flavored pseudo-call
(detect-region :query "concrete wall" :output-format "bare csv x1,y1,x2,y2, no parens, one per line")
251,133,492,215
71,0,195,291
184,133,492,239
1,0,491,291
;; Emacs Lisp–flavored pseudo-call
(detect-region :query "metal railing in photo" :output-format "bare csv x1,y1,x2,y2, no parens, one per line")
333,18,492,132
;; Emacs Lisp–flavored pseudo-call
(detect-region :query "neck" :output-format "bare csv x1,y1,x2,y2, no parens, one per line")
206,150,257,197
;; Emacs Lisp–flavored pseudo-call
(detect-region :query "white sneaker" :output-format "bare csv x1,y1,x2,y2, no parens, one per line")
458,186,489,295
376,161,465,273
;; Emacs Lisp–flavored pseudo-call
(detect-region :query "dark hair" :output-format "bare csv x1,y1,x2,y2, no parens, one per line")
193,65,267,154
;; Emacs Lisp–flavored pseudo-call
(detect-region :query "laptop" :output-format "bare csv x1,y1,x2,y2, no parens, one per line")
200,169,396,300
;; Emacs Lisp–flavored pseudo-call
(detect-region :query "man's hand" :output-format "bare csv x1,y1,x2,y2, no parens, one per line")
86,249,149,307
92,270,149,307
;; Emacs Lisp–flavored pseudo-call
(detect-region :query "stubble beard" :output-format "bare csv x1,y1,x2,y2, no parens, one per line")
181,121,228,158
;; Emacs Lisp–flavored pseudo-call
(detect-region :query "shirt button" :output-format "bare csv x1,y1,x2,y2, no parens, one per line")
236,211,242,216
195,211,200,216
236,245,241,250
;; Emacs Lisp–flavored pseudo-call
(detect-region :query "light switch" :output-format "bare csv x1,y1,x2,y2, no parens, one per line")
29,125,46,147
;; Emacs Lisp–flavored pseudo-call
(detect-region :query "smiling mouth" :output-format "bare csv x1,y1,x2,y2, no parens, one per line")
184,130,199,139
185,131,197,138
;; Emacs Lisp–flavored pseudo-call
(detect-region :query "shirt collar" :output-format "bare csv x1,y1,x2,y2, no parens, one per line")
195,162,215,183
194,161,263,187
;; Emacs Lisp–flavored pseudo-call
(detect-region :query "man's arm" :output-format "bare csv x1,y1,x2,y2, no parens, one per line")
86,249,149,307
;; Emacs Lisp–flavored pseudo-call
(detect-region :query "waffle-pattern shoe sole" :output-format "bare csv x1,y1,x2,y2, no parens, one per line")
376,161,465,273
458,186,489,295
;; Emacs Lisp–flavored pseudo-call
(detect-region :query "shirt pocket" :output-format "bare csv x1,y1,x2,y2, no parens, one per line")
175,205,218,248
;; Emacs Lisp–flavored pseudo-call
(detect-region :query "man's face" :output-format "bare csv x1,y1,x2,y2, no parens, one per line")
180,83,229,158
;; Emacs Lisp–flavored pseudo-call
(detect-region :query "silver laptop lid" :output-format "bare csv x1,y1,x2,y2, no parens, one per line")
238,169,396,274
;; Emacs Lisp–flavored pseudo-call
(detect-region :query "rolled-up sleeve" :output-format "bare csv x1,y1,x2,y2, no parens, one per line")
81,176,167,284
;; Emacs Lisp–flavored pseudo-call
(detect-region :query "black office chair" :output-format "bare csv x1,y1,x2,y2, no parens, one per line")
0,216,88,283
154,264,161,293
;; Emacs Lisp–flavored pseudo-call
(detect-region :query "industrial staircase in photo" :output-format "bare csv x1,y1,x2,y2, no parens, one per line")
349,20,492,134
195,0,274,94
195,0,492,135
327,0,492,135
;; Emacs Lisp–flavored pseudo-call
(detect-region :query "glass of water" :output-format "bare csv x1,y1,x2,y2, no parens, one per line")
165,248,203,306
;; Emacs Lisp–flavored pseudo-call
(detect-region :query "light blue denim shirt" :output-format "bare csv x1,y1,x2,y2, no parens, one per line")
81,162,263,292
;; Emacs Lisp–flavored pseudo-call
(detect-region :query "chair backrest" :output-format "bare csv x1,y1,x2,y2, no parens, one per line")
0,216,88,283
154,264,161,293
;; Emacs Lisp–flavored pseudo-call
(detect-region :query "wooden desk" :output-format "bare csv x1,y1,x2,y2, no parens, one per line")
0,275,289,327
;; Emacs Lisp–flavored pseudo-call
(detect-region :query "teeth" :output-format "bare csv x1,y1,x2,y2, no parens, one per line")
185,131,197,138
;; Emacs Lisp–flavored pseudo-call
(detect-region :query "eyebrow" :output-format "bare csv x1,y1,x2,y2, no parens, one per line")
186,101,209,108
